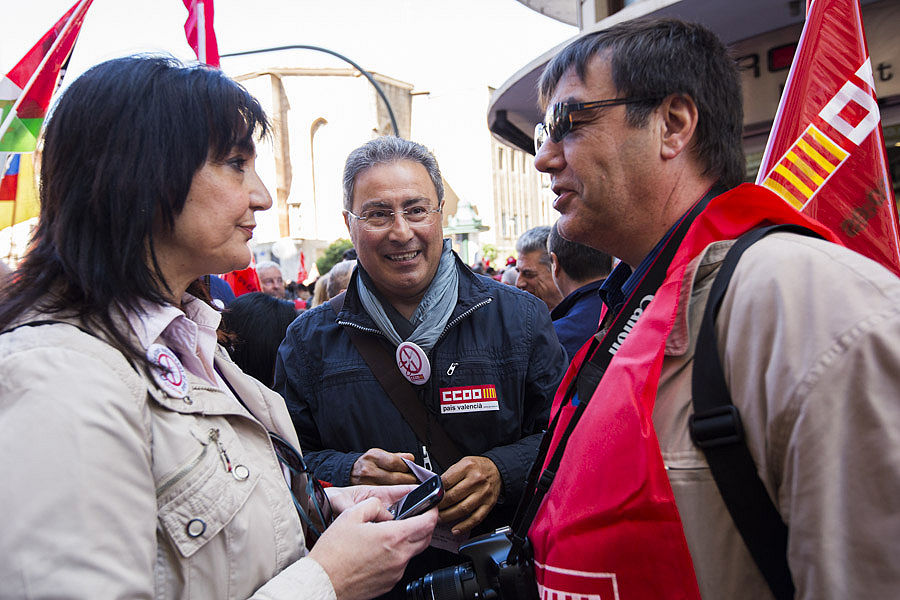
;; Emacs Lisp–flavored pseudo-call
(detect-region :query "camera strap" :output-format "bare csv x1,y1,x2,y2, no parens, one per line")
507,184,725,561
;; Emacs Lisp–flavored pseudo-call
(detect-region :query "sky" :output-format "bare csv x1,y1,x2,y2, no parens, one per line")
1,0,577,95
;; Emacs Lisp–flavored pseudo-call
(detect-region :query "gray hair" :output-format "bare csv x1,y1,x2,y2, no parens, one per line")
516,226,552,268
326,260,356,299
501,267,518,285
254,260,281,273
342,136,444,211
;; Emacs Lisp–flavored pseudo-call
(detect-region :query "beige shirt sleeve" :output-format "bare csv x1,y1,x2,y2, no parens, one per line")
0,330,157,598
719,233,900,600
252,557,336,600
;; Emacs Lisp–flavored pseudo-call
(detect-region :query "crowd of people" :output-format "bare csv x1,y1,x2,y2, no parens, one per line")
1,16,899,600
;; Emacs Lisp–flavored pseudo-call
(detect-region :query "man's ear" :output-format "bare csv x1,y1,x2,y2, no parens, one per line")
659,94,699,161
550,252,560,279
343,211,353,237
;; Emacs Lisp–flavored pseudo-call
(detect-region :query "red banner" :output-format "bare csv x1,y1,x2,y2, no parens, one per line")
756,0,900,276
182,0,220,67
223,266,260,297
296,251,308,285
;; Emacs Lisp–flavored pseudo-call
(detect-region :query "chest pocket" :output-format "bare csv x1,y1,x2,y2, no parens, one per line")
155,422,261,558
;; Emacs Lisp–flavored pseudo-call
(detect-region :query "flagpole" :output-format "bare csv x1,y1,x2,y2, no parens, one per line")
0,0,92,143
197,1,207,64
1,153,11,230
755,4,815,182
9,184,17,231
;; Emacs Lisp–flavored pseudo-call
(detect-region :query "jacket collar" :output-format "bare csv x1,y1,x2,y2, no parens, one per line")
551,278,605,321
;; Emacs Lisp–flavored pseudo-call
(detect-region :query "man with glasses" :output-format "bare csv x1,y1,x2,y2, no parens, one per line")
276,136,566,595
527,17,900,600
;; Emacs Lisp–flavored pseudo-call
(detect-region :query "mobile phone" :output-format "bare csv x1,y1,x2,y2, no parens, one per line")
387,474,444,520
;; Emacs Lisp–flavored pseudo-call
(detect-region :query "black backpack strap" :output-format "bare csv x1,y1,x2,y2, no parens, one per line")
689,224,823,600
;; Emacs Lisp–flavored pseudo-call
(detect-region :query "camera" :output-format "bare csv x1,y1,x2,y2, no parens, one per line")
405,527,538,600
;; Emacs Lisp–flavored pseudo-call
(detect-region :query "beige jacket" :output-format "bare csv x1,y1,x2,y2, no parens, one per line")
0,318,335,599
655,232,900,599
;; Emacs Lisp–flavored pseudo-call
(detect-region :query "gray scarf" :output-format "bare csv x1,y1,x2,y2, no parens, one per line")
357,239,458,354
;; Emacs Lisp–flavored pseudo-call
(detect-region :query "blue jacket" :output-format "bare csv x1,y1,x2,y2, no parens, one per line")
550,279,606,361
275,253,566,526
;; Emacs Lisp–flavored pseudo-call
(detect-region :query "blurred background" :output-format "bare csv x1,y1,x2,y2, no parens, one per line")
2,0,898,282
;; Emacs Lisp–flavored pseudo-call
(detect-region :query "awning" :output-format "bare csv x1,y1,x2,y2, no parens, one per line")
489,0,882,154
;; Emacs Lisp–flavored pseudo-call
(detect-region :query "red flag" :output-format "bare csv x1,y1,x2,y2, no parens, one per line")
756,0,900,276
0,0,94,152
296,251,308,285
0,154,19,203
223,266,260,297
182,0,220,67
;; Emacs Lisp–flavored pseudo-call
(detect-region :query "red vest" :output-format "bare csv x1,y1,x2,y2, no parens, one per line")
529,184,836,599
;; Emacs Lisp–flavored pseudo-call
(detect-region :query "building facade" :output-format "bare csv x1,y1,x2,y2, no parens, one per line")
235,66,549,279
233,67,414,281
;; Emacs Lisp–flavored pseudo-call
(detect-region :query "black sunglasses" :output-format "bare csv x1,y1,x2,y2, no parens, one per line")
269,431,334,545
534,97,662,152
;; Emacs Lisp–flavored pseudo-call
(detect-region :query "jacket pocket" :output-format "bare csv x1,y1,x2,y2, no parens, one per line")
157,426,260,558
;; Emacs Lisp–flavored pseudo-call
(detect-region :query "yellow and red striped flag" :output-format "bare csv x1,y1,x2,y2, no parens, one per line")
0,153,39,229
756,0,900,276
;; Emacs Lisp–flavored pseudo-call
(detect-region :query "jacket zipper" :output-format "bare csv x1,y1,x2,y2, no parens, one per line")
416,297,493,469
421,445,433,471
156,430,216,497
434,297,493,346
337,321,385,336
209,428,233,473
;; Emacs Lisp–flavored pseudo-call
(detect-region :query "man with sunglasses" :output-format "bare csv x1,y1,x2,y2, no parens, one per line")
276,136,566,596
527,17,900,600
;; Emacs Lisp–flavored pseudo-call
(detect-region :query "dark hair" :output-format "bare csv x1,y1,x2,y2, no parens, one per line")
548,221,612,282
0,55,268,362
539,18,745,188
516,226,553,268
222,293,297,388
342,136,444,211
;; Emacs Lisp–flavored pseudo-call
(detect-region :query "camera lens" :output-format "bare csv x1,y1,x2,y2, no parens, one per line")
406,563,480,600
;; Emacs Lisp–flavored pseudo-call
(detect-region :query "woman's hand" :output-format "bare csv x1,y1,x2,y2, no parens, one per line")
325,483,417,516
307,497,437,600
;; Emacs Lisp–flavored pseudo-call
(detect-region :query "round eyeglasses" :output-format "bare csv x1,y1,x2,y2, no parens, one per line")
346,205,442,231
534,97,662,153
268,431,334,545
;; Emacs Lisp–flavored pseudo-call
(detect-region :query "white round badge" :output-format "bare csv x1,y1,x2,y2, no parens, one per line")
396,341,431,385
147,343,190,398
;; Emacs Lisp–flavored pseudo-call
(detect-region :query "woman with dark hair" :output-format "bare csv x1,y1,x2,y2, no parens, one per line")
223,292,298,388
0,56,435,599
